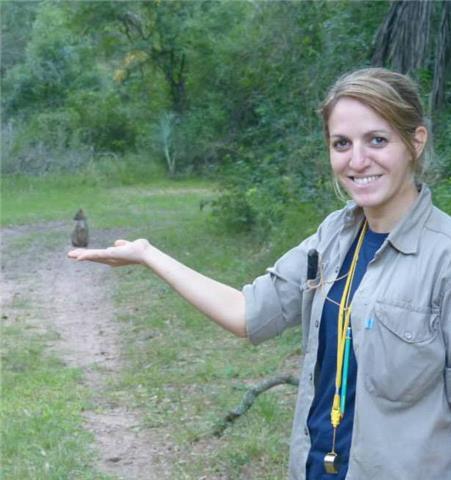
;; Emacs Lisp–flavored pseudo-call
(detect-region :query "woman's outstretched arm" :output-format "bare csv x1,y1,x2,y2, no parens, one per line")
68,239,247,338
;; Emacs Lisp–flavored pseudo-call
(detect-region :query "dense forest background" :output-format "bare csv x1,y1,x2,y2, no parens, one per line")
2,0,450,236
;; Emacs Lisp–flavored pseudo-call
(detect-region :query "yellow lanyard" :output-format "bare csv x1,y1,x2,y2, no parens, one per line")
330,222,368,434
324,221,368,474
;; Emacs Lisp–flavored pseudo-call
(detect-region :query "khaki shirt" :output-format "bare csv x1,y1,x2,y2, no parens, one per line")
243,185,451,480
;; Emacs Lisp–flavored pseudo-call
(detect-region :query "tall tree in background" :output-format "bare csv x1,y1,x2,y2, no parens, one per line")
372,1,432,73
372,0,450,111
431,1,451,110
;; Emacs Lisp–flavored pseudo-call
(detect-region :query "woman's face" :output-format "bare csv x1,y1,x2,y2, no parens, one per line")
328,97,422,223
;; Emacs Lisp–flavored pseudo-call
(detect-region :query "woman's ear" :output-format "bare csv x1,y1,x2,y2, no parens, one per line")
413,126,428,158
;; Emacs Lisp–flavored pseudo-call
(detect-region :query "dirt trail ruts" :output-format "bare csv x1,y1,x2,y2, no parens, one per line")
1,222,174,480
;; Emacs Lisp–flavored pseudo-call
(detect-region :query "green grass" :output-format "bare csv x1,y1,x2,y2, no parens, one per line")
0,173,213,227
1,324,111,480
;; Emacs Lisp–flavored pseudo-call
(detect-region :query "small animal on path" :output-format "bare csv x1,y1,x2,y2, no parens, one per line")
71,209,89,247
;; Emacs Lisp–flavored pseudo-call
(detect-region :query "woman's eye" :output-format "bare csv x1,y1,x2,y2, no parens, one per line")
371,136,387,146
332,139,349,150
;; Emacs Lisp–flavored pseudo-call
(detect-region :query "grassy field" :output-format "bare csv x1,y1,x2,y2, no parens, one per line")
1,173,322,479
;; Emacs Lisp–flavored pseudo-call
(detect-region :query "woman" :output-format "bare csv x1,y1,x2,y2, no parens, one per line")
69,68,451,480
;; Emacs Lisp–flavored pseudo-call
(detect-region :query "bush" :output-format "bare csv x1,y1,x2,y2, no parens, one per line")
67,89,138,153
1,118,92,175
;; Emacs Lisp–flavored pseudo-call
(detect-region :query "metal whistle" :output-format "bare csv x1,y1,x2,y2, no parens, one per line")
324,452,340,474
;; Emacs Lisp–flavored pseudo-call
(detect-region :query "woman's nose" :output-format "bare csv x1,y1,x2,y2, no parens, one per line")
349,145,370,170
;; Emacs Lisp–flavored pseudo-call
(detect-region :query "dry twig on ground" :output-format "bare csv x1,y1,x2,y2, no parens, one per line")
214,374,299,437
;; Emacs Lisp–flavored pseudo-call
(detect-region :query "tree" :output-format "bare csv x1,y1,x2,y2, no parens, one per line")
0,1,39,77
70,1,193,115
431,1,451,110
372,0,450,112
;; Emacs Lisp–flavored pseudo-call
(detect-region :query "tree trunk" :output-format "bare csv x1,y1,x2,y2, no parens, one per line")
372,0,433,74
165,51,187,115
430,1,451,111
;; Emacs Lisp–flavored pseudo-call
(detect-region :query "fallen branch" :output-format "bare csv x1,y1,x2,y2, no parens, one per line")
213,374,299,437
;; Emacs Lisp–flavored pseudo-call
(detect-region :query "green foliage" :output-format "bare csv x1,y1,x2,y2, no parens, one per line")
0,1,39,74
1,115,92,175
3,3,90,115
201,1,388,233
2,0,450,230
433,178,451,214
432,107,451,176
68,89,137,153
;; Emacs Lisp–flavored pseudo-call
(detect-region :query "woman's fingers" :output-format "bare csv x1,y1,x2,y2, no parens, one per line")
68,248,108,261
114,239,129,247
67,248,87,259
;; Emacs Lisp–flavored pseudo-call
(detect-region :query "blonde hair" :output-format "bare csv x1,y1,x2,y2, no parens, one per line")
320,68,431,178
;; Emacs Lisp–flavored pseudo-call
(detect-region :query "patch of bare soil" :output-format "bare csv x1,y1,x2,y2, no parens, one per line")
1,222,174,480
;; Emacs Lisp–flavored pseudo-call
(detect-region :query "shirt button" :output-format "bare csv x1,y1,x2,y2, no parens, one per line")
309,373,313,383
404,331,413,340
304,427,309,436
315,320,319,328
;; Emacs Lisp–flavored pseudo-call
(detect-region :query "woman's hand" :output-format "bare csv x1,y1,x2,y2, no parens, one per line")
67,239,151,267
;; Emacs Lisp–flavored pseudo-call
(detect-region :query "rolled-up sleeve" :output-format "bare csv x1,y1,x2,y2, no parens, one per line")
243,241,311,345
242,210,339,345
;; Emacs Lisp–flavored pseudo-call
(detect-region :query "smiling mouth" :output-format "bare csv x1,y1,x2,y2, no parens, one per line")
350,175,382,185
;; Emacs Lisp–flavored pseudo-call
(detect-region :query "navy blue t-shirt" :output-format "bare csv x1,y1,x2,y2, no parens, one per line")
306,227,388,480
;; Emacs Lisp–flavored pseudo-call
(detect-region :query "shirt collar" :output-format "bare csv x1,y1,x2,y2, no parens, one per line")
342,184,432,255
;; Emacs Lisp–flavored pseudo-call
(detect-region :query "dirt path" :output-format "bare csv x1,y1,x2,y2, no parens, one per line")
1,222,174,480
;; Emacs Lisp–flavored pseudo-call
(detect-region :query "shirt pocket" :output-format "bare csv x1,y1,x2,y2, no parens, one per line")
363,300,445,405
